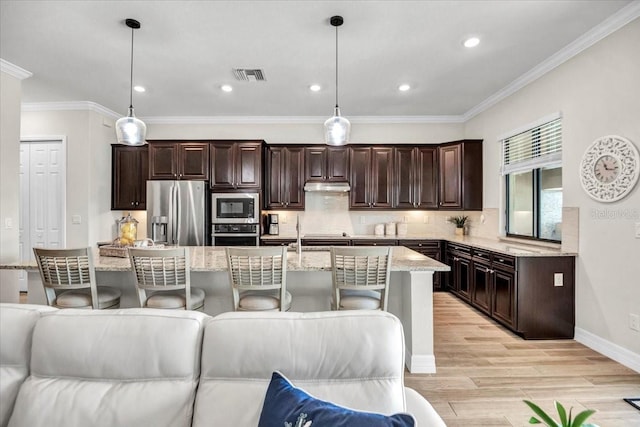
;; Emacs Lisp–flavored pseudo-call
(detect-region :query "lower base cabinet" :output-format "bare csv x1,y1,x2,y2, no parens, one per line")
445,242,574,339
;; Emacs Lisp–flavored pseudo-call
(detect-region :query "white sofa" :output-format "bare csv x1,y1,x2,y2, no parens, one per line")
0,304,445,427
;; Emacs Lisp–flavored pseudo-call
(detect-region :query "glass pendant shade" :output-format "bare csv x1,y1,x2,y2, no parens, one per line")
116,106,147,146
324,106,350,146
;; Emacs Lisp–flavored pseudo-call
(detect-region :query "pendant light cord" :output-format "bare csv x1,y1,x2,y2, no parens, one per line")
335,24,339,109
129,26,134,108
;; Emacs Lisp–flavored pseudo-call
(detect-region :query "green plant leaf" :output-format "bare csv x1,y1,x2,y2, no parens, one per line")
529,416,542,424
524,400,559,426
571,409,596,427
555,401,568,427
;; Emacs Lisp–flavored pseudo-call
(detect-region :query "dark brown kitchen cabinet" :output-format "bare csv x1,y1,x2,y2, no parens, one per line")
438,140,482,210
399,240,442,290
148,141,209,180
302,239,351,246
111,145,148,210
350,147,394,209
445,243,472,302
395,146,438,209
305,147,349,182
471,250,493,315
265,146,304,210
351,239,397,246
210,141,262,190
261,238,296,246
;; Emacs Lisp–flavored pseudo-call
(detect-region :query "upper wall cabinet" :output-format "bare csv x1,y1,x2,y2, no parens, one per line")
305,147,350,182
148,141,209,180
265,145,305,210
350,147,394,209
438,140,483,210
210,141,262,191
111,145,148,210
395,146,439,209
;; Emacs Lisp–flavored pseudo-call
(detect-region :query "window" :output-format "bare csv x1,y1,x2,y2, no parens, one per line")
501,116,562,242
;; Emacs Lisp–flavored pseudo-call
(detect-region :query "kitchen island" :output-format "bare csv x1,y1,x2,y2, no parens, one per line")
1,245,449,374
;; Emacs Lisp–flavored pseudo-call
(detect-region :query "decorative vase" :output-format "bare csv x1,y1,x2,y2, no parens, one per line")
455,227,464,236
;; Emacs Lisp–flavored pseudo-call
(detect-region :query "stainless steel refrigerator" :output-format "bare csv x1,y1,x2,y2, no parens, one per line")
147,180,206,246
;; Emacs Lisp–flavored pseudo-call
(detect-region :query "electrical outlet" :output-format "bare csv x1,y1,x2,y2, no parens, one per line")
423,215,429,224
71,215,82,224
630,314,640,332
281,215,287,224
635,222,640,238
4,218,12,229
554,273,563,287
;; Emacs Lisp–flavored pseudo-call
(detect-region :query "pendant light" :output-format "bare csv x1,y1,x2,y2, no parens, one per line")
115,18,147,146
324,15,350,146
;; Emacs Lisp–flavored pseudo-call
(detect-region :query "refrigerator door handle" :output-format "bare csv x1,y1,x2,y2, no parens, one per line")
175,182,182,244
171,182,178,245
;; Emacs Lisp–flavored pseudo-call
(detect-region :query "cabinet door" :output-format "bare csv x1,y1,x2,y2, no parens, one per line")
326,147,349,181
472,261,492,315
394,147,416,209
457,256,471,302
305,147,326,181
492,267,515,329
235,143,261,188
265,147,286,208
416,147,439,209
149,143,178,179
284,147,305,209
371,147,394,208
439,144,462,209
210,142,235,189
112,145,147,210
179,143,209,180
349,147,371,208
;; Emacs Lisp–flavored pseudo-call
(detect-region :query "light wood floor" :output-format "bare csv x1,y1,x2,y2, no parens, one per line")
405,292,640,426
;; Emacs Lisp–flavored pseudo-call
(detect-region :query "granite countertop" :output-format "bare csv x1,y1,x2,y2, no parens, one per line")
0,246,449,273
261,233,576,257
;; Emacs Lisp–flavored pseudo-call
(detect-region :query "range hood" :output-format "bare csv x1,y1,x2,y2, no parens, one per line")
303,181,351,192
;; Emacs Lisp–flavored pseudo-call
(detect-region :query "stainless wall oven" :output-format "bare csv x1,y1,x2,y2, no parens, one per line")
211,223,259,246
211,193,260,246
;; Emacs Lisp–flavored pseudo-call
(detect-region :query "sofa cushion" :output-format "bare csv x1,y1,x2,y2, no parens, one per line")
0,304,56,427
7,308,208,427
258,371,415,427
192,311,407,427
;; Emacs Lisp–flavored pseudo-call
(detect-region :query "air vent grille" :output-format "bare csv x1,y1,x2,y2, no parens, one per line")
233,69,266,81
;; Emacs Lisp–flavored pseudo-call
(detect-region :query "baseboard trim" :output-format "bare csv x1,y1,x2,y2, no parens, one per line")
405,349,436,374
574,327,640,374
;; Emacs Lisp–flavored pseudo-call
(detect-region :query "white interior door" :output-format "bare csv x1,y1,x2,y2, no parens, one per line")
19,139,66,291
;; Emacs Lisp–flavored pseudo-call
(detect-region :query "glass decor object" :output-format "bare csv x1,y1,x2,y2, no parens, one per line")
324,16,350,146
118,213,138,246
115,18,146,146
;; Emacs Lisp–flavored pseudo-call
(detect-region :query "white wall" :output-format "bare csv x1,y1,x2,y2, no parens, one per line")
0,71,23,301
465,19,640,358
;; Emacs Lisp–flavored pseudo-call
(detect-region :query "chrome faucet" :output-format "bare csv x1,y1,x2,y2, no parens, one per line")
296,215,301,254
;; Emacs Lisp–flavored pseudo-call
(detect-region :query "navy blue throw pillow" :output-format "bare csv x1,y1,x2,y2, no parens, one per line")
258,371,415,427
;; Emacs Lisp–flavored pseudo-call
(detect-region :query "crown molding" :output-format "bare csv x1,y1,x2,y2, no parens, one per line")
21,101,120,119
463,0,640,121
0,59,32,80
143,115,465,125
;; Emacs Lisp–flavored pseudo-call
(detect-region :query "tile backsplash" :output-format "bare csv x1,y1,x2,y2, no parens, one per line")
265,193,498,237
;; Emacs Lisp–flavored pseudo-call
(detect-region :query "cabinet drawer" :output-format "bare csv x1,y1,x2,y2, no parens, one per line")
472,248,492,262
352,239,397,246
493,253,516,270
398,240,440,249
447,243,471,255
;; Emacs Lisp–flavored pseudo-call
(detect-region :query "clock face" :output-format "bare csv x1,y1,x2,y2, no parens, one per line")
593,155,620,184
580,135,640,202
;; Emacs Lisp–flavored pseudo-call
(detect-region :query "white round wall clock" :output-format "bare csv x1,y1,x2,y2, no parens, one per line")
579,135,639,202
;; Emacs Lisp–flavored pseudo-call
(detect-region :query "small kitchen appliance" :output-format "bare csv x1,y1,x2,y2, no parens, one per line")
267,214,279,235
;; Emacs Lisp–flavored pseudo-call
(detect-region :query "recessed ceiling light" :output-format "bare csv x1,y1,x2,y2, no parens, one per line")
398,84,411,92
221,84,233,92
463,37,480,48
310,84,321,92
133,85,146,93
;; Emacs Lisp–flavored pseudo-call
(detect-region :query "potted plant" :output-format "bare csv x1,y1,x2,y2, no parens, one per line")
448,215,469,236
523,400,598,427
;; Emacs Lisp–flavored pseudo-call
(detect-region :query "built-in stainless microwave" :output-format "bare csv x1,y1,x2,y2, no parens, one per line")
211,193,259,224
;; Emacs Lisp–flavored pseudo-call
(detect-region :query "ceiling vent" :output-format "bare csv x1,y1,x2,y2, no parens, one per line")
233,68,266,81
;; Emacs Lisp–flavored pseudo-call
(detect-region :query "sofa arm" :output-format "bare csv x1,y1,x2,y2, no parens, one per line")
405,387,446,427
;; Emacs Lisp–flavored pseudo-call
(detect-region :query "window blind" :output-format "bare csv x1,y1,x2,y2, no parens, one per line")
501,118,562,175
